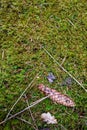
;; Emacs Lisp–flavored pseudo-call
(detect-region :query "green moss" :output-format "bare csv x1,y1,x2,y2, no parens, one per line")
0,0,87,129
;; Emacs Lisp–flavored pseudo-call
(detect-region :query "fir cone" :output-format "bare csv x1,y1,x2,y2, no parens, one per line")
38,84,75,107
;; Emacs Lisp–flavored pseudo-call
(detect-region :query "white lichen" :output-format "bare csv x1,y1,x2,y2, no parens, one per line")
41,112,57,124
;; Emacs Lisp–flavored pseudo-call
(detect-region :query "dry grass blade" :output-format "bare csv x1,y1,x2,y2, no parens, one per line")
2,50,5,60
9,114,37,130
67,18,76,28
4,73,39,122
0,95,50,125
58,124,67,130
24,94,38,130
15,117,37,130
42,46,87,92
61,56,66,66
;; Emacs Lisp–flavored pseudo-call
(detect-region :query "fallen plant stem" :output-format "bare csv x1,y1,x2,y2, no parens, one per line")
17,117,37,130
24,94,38,130
4,73,39,121
61,56,66,66
67,18,76,28
9,114,37,130
79,116,87,119
2,50,5,60
0,95,50,125
58,123,67,130
42,46,87,92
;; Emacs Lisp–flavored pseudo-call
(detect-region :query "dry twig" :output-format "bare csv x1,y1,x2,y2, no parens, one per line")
9,114,37,130
42,46,87,92
24,94,38,130
0,95,50,125
61,56,66,66
4,74,39,122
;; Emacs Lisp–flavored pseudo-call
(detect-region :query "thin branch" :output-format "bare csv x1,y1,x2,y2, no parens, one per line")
24,94,38,130
2,50,5,60
79,116,87,119
4,73,39,121
16,117,37,130
9,114,36,130
61,56,66,66
42,46,87,92
67,18,76,28
0,95,50,125
58,123,67,130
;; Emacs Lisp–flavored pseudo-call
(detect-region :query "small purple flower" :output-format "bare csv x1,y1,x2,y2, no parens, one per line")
47,73,56,83
61,77,73,86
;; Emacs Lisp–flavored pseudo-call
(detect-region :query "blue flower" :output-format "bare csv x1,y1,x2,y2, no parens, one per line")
47,73,56,83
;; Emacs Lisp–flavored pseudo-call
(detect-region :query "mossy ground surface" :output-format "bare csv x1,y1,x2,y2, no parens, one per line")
0,0,87,130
